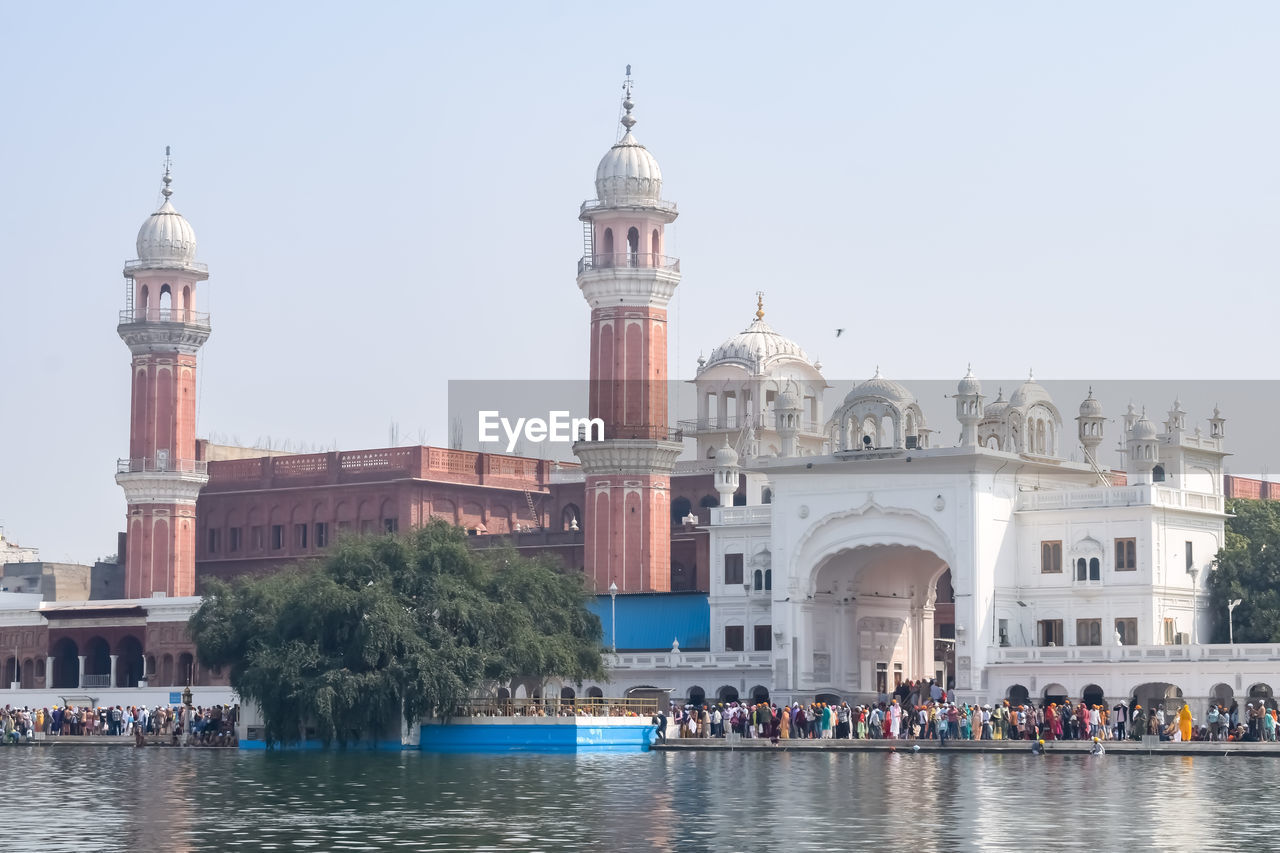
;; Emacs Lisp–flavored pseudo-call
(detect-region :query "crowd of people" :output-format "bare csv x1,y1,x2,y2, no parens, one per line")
1,703,239,746
651,678,1280,745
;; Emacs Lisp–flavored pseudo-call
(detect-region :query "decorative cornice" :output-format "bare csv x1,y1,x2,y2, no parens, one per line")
578,267,680,309
116,471,208,504
118,321,211,355
573,439,682,475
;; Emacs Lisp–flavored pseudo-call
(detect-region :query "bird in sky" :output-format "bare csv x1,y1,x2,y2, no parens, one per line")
835,329,844,337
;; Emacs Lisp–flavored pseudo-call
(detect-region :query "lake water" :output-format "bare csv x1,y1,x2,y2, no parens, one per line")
0,747,1271,851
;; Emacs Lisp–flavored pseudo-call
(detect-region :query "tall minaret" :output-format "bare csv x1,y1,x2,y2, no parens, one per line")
115,152,211,599
573,71,683,593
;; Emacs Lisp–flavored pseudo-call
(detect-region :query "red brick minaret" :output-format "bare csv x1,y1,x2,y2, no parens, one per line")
115,153,211,599
574,75,683,593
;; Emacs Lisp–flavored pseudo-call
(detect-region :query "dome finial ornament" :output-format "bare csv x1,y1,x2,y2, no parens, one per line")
755,290,765,321
619,65,636,134
161,145,173,200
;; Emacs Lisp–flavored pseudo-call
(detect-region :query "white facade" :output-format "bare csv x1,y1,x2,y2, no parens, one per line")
597,370,1249,711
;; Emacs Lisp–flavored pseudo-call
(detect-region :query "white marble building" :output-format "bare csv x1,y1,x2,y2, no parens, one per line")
600,347,1260,712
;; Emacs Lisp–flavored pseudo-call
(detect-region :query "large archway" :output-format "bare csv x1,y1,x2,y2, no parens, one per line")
789,501,956,700
116,636,145,688
810,543,950,698
84,637,110,685
51,638,79,689
1131,682,1185,714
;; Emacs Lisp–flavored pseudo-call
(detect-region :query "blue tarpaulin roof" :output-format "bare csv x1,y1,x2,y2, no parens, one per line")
588,592,709,652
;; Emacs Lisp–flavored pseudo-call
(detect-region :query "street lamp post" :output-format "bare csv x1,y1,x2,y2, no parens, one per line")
1229,598,1243,646
608,581,618,653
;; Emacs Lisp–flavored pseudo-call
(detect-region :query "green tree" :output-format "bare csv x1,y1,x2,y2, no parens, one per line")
189,520,605,746
1207,498,1280,643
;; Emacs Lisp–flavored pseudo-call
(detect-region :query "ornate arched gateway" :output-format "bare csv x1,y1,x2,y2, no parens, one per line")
779,499,956,701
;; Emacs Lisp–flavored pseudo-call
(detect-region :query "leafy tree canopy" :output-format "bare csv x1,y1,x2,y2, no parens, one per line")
189,520,605,746
1207,498,1280,643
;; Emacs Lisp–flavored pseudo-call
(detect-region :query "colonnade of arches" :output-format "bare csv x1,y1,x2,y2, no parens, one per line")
44,635,199,689
1005,680,1278,711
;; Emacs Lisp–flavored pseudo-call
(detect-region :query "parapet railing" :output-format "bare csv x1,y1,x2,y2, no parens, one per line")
577,253,681,275
449,696,658,718
117,457,209,475
118,308,211,328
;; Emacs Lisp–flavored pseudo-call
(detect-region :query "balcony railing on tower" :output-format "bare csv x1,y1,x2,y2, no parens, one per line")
577,253,681,275
117,457,209,475
118,308,212,329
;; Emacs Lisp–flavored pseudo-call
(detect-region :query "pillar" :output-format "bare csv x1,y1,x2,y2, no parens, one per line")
77,655,86,689
45,656,54,689
109,654,118,689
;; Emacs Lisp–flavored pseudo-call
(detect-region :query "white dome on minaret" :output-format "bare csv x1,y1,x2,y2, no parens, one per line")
134,160,199,269
594,88,663,205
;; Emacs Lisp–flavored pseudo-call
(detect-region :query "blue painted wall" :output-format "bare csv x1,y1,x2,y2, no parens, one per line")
588,591,709,651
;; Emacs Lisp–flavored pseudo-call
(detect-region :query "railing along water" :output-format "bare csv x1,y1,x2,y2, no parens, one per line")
449,696,658,718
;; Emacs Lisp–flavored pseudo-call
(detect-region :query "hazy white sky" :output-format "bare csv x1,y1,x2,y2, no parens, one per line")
2,2,1278,562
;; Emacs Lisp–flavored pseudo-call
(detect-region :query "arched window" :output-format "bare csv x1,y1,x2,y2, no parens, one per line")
182,285,192,317
159,284,172,313
671,496,693,526
1089,557,1100,581
627,227,639,266
1153,464,1166,482
1076,557,1087,581
753,569,764,591
762,488,773,505
560,504,581,532
764,569,772,591
139,284,150,315
602,227,614,263
699,494,719,509
651,229,660,258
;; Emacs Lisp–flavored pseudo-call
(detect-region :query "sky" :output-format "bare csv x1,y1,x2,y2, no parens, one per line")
1,2,1278,562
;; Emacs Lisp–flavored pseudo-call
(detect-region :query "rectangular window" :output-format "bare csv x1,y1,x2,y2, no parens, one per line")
271,524,284,551
315,522,328,549
207,528,220,554
1040,541,1062,573
893,662,904,688
1115,618,1137,645
1076,618,1102,646
1186,541,1194,571
724,553,744,586
998,618,1010,647
384,518,399,534
294,523,307,549
1163,618,1176,645
724,625,744,652
229,527,242,553
251,526,264,551
753,624,772,651
1037,619,1064,647
1115,538,1136,570
875,663,888,695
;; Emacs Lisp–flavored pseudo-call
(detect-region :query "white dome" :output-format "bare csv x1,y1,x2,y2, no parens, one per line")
775,387,800,411
844,369,914,406
1079,392,1104,418
714,441,739,467
1132,415,1157,441
957,368,981,397
983,388,1009,419
595,131,663,205
136,198,198,266
704,317,815,374
1009,377,1053,409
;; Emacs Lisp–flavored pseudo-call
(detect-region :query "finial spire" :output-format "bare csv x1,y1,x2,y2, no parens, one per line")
620,65,636,134
161,145,173,200
755,291,765,320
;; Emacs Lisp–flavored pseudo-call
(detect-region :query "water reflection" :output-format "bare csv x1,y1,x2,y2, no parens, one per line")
0,749,1273,851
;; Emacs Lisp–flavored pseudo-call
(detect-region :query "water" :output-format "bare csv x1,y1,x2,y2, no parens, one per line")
0,747,1270,851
